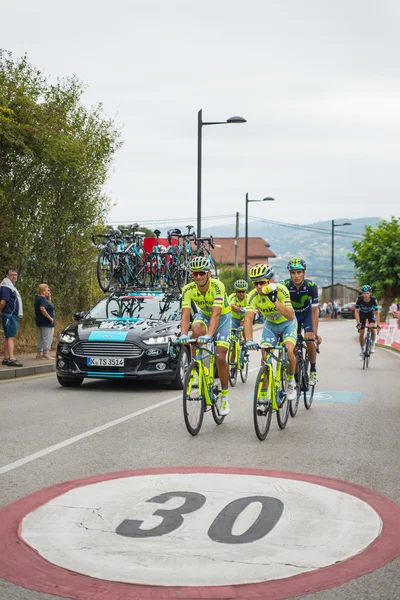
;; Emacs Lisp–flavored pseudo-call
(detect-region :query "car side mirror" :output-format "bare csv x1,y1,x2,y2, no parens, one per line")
73,311,85,321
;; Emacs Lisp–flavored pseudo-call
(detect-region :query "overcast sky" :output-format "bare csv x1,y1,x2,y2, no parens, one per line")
3,0,400,230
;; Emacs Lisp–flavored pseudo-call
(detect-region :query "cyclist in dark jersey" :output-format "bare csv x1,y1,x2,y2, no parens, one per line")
355,285,380,359
281,258,321,386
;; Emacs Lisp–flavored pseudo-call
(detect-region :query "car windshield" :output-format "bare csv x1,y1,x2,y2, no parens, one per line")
87,293,181,322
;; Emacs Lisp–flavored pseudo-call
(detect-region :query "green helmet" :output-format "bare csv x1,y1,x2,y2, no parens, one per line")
234,279,248,291
189,256,211,272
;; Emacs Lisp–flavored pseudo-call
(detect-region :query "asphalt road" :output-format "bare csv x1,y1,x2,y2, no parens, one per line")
0,319,399,600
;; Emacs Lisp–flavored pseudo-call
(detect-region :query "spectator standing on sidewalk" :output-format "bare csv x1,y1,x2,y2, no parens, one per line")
0,267,24,367
34,284,55,359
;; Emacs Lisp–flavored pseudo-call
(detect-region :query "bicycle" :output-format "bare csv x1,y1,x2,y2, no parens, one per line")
291,334,320,416
228,326,249,386
361,324,379,370
194,235,218,276
174,338,225,436
92,231,125,292
176,225,196,291
253,340,290,441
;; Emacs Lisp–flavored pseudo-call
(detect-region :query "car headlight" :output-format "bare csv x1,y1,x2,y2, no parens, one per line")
143,336,169,345
59,333,76,344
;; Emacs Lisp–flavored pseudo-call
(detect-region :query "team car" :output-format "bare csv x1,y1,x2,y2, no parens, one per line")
56,290,191,388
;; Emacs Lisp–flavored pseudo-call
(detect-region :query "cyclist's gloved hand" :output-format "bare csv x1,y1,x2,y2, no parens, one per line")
356,323,362,330
197,334,213,344
175,333,190,344
246,340,258,350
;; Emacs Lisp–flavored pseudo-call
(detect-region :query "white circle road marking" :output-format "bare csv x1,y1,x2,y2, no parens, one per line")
21,472,380,586
2,467,400,600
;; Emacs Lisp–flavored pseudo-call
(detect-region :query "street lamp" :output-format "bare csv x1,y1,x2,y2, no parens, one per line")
245,193,275,280
197,109,246,238
331,219,352,302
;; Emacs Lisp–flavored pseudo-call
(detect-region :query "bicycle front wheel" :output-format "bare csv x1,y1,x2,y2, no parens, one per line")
303,358,314,409
183,363,205,436
290,359,301,417
240,348,249,383
253,367,272,441
228,340,238,387
276,367,290,429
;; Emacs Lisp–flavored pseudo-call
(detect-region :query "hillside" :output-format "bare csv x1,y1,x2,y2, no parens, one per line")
203,217,381,289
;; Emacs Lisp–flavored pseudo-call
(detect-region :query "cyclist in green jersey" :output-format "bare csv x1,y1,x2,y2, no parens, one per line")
244,264,297,401
176,256,231,415
229,279,249,329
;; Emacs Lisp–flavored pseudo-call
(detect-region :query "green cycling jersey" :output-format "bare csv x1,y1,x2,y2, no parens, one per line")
246,283,293,324
181,278,231,316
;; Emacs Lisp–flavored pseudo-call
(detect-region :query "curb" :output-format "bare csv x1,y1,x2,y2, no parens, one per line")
0,363,56,381
377,343,400,354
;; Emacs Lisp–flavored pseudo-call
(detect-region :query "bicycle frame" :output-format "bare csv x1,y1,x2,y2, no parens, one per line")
187,341,218,406
257,344,287,410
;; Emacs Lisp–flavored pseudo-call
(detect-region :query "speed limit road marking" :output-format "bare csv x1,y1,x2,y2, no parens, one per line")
1,467,400,600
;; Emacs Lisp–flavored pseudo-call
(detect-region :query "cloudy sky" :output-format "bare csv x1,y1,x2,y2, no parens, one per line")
3,0,399,231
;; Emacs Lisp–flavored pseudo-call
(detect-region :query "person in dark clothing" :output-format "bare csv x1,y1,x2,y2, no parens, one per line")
34,283,55,360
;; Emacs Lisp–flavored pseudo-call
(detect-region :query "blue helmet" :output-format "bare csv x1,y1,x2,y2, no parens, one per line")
362,285,372,293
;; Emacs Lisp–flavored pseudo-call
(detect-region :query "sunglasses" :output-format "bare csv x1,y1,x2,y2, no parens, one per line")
236,290,246,293
254,280,268,287
192,271,207,277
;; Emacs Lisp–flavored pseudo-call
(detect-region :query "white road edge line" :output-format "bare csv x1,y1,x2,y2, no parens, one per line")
0,394,182,475
378,346,400,358
0,365,262,476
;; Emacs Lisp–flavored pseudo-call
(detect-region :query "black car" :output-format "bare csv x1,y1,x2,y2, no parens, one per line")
56,290,190,388
339,302,356,318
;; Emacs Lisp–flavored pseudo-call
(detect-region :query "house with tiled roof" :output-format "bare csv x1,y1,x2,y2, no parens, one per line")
211,237,276,269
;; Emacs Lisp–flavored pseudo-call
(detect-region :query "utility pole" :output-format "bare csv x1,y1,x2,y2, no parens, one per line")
234,211,239,268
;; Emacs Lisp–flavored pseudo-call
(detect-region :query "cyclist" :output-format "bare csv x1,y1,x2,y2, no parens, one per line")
355,285,380,359
176,256,231,415
229,280,249,328
244,264,297,401
281,258,321,386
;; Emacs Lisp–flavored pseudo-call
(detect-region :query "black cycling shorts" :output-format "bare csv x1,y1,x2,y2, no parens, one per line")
359,311,376,327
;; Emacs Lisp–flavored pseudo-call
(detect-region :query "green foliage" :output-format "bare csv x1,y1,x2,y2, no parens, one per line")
217,266,250,295
0,50,122,330
348,217,400,317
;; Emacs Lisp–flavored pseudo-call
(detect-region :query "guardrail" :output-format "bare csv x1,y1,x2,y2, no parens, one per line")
377,319,400,351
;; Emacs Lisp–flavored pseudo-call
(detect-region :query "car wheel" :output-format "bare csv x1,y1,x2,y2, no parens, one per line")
170,347,190,390
57,375,84,387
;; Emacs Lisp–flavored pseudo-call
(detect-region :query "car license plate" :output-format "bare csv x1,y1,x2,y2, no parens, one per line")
87,357,125,367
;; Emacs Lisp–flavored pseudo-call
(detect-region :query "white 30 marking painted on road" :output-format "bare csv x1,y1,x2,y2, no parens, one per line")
21,473,381,586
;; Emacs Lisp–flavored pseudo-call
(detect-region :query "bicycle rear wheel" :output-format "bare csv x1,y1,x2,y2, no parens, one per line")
183,363,205,436
177,250,190,291
276,367,290,429
97,249,113,292
228,340,238,387
303,358,314,409
253,367,272,441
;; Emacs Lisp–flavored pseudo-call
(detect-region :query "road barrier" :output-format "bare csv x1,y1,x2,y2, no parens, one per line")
377,319,400,351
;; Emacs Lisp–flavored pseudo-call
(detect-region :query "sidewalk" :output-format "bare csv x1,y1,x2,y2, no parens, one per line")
0,353,56,381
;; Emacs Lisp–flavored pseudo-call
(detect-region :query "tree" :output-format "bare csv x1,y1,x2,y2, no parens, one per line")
348,217,400,319
0,50,122,327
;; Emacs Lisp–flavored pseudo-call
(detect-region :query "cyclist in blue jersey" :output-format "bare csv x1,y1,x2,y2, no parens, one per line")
281,258,321,386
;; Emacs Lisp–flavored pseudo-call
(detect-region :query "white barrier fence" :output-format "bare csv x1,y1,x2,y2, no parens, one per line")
377,318,400,351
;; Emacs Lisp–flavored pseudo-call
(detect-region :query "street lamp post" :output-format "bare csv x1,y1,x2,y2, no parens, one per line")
331,219,352,302
197,109,246,239
245,193,275,280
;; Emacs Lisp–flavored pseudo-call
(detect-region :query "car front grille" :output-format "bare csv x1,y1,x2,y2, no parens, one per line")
72,341,143,358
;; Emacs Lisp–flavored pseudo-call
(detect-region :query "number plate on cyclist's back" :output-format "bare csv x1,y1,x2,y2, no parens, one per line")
87,357,125,367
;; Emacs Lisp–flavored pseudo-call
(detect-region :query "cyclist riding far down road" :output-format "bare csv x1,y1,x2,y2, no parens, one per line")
176,256,232,416
229,280,249,328
355,285,380,360
244,264,297,401
281,257,321,386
